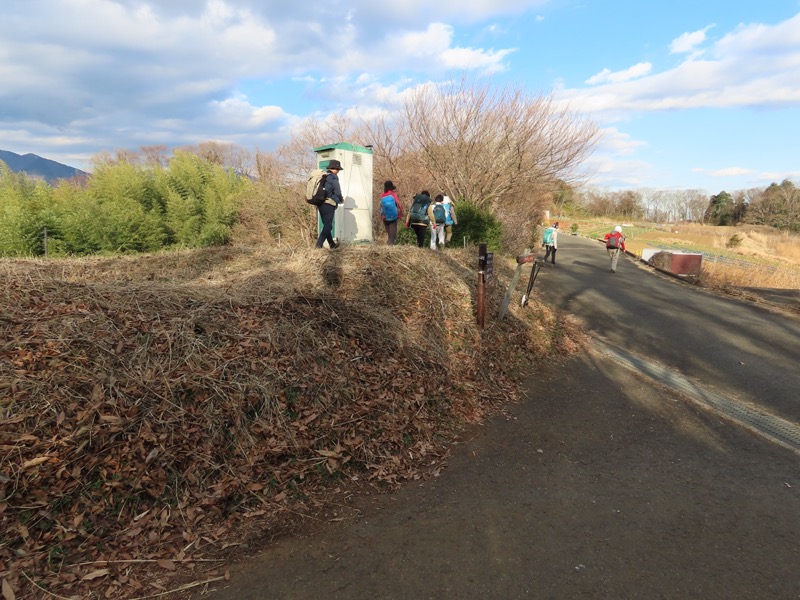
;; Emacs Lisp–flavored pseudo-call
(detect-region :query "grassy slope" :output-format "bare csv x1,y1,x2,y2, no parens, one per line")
0,244,583,598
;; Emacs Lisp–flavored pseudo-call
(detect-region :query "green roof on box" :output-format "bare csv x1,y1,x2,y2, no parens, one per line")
313,142,373,154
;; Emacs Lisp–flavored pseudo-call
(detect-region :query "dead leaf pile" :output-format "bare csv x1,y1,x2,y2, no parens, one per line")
0,245,581,598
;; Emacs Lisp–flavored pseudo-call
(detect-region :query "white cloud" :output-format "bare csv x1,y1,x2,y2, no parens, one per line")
559,13,800,115
670,26,713,55
0,0,527,167
441,47,515,72
210,95,291,128
361,0,547,24
759,170,800,181
597,127,648,156
692,167,753,177
586,62,652,85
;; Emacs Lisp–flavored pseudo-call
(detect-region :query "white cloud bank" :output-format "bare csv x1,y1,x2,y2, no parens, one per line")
560,13,800,113
0,0,543,167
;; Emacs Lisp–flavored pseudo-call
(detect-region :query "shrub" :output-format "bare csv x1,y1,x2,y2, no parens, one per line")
726,234,743,248
453,200,504,251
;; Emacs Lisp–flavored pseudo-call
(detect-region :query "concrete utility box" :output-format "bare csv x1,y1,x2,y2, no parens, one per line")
314,142,374,244
642,248,703,277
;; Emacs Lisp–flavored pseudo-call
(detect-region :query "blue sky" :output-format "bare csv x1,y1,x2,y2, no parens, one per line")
1,0,799,194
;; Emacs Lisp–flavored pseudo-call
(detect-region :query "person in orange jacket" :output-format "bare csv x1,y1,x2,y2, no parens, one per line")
603,225,626,273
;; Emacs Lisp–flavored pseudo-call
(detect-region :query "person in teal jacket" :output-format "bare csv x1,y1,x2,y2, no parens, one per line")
542,222,559,265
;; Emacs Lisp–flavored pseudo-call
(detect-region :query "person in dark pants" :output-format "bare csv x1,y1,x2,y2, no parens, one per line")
380,180,403,245
542,221,558,265
316,160,344,249
405,191,432,248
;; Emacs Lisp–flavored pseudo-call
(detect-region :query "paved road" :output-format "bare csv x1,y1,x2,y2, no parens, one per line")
536,235,800,425
198,237,800,600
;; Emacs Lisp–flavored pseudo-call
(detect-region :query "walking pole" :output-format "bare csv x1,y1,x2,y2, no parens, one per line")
520,259,541,308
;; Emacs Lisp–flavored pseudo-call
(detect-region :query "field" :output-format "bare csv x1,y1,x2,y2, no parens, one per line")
556,219,800,296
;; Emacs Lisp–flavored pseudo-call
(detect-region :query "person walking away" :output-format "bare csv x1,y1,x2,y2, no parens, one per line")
316,160,344,249
542,222,559,265
405,191,432,248
604,225,626,272
430,195,448,250
443,196,457,246
380,181,403,245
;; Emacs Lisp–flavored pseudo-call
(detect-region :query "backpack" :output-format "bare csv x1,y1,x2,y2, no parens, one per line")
380,194,398,222
432,203,446,224
409,197,430,224
444,204,454,226
305,169,328,206
543,227,555,245
607,233,622,249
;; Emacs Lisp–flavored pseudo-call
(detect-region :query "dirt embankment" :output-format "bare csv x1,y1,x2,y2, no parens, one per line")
0,245,583,599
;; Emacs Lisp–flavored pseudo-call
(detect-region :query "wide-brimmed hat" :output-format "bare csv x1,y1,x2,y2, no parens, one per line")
326,159,343,170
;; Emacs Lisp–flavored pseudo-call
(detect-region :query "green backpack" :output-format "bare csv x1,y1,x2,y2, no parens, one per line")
409,197,430,224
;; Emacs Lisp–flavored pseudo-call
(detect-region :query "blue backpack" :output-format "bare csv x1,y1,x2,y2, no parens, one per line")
432,203,446,224
543,227,555,245
380,194,398,222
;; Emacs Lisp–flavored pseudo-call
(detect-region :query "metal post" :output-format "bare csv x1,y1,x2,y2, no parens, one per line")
477,271,485,329
477,244,487,329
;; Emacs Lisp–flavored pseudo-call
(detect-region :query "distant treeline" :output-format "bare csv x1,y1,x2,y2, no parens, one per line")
0,153,249,257
561,180,800,231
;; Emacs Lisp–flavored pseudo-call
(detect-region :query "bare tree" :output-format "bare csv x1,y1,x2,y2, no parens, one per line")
363,77,598,247
368,78,598,210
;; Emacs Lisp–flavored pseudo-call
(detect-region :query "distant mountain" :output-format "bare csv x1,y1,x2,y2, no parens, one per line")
0,149,88,184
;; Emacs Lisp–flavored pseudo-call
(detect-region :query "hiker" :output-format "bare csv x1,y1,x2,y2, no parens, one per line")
542,222,559,265
316,160,344,249
406,191,433,248
604,225,626,272
443,196,458,246
430,195,448,250
379,180,403,245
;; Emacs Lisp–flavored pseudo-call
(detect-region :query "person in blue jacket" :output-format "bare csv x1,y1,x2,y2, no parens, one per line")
316,160,344,249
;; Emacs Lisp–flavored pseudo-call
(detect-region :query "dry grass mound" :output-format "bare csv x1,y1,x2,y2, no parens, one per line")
0,245,582,599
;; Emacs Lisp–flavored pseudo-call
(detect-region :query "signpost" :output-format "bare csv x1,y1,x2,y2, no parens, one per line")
477,244,487,329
